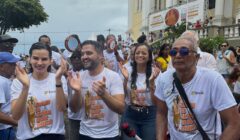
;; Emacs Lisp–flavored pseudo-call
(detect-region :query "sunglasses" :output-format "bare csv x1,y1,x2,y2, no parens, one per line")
221,45,227,47
169,47,197,57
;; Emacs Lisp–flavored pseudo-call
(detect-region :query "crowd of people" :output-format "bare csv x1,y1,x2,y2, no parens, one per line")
0,30,240,140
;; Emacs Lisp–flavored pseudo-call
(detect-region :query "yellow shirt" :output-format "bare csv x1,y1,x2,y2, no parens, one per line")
156,56,171,72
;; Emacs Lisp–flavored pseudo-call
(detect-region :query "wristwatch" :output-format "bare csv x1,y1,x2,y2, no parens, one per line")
56,84,62,88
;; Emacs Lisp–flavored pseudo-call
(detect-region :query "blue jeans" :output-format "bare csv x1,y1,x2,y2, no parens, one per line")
27,134,65,140
79,134,119,140
0,127,16,140
68,119,80,140
121,105,156,140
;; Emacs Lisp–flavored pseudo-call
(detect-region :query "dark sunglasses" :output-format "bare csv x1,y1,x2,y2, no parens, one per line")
169,47,197,57
221,45,227,47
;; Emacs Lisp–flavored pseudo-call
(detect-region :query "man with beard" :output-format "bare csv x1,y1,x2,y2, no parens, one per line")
69,40,124,140
155,36,240,140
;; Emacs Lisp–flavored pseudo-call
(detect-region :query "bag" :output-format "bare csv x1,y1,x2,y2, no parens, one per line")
173,72,210,140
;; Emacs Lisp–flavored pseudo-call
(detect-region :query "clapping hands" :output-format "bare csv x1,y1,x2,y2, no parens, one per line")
68,71,82,92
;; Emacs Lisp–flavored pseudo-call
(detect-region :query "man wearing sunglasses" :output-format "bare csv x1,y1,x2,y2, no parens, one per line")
167,30,217,71
155,36,240,140
0,35,18,53
216,41,237,80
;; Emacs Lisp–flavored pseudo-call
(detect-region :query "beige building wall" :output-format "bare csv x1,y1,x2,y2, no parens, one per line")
128,0,240,41
127,0,143,41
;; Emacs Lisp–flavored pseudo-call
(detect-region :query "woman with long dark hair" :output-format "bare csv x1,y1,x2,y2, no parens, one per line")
11,42,68,140
119,43,160,140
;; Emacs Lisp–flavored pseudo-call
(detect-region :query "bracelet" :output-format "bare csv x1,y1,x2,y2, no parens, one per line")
114,51,119,55
56,84,62,88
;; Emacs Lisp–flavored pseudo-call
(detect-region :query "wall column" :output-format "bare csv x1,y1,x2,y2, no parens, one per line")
213,0,225,26
235,1,240,23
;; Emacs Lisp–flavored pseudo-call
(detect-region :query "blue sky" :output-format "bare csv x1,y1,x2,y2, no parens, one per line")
9,0,128,55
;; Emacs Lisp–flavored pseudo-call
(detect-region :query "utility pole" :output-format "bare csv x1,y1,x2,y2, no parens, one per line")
186,0,189,31
108,28,111,34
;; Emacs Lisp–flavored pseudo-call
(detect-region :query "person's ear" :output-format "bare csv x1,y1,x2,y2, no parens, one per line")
195,53,200,59
99,55,105,63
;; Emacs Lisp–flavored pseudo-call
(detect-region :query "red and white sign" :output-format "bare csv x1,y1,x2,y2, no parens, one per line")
149,0,205,31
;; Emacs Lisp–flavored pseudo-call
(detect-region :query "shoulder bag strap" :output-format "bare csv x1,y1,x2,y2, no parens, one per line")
173,72,210,140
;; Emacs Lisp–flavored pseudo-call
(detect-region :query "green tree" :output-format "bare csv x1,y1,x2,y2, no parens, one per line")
199,36,225,54
150,22,187,51
165,22,187,42
0,0,48,34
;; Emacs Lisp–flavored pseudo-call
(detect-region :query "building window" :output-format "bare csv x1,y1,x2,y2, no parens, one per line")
154,0,157,10
208,0,215,9
159,0,161,10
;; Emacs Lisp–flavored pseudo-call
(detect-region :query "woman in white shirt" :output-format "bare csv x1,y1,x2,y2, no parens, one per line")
119,43,160,140
11,42,68,140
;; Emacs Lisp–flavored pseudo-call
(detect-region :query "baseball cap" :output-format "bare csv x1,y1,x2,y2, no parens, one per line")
0,34,18,43
0,52,20,64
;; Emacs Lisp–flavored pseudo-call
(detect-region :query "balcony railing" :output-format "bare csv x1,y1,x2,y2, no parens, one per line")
149,24,240,48
190,24,240,39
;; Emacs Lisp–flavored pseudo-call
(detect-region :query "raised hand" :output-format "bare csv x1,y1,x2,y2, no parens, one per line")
149,65,161,82
15,65,29,87
92,76,107,96
56,57,68,80
154,61,162,71
67,71,82,92
118,62,129,81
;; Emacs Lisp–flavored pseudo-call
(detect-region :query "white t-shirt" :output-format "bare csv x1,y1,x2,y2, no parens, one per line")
11,73,68,139
0,76,12,130
123,60,132,70
124,67,154,106
197,51,217,71
103,50,123,73
234,80,240,94
68,71,83,120
154,67,236,140
79,68,124,138
216,50,233,75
